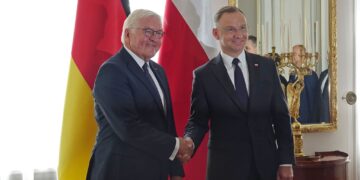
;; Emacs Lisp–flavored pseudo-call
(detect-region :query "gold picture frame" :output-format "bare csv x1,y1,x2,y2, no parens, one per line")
229,0,338,133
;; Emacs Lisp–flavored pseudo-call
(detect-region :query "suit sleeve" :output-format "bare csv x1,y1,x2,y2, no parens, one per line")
184,69,210,153
269,62,296,165
94,63,176,161
160,67,185,177
169,159,185,177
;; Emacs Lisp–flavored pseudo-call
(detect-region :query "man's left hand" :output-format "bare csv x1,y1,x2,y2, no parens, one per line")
277,166,293,180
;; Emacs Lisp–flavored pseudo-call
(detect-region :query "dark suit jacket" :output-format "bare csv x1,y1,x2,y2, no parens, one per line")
279,74,288,96
86,48,184,180
317,69,330,123
185,53,295,180
289,70,319,124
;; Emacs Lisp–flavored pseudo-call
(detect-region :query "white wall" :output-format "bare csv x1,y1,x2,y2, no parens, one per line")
302,0,357,179
0,0,76,179
238,0,257,36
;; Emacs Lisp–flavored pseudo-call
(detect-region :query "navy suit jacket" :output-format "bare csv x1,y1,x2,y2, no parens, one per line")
289,70,319,124
185,53,295,180
317,69,330,122
87,48,184,180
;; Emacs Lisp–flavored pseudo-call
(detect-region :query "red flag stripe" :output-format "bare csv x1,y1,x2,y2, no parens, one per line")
159,0,228,179
71,0,127,88
159,1,209,179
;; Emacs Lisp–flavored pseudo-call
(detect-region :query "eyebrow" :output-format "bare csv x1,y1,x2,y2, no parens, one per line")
143,27,163,31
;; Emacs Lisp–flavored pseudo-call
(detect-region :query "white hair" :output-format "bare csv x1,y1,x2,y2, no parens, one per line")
121,9,161,43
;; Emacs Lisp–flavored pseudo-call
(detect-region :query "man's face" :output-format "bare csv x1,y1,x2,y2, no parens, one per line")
245,39,257,54
213,12,248,57
292,46,305,68
125,16,162,60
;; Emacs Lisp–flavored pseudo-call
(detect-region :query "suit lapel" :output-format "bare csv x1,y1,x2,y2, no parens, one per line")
149,61,170,115
246,53,260,109
122,49,165,113
210,54,247,112
149,61,168,99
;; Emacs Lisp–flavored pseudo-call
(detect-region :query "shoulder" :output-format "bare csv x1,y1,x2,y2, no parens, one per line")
320,69,328,77
194,62,209,73
249,53,274,65
246,53,277,74
309,70,319,79
97,50,129,77
194,55,220,74
101,53,122,69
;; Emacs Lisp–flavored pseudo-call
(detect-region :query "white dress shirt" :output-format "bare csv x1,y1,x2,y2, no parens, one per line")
221,50,249,94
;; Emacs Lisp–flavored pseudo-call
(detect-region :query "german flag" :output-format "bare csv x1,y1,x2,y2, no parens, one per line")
58,0,129,179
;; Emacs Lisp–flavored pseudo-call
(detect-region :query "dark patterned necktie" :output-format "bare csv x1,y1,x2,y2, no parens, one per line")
232,58,248,107
143,63,166,114
143,63,158,91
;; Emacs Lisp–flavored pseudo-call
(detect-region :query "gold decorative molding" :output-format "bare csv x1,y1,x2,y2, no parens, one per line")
228,0,237,6
231,0,337,133
301,0,337,133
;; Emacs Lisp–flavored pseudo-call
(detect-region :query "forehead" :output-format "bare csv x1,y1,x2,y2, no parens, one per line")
137,16,162,29
218,12,247,26
293,47,304,53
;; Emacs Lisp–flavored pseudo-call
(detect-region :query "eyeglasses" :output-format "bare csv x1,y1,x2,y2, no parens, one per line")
132,27,164,39
220,26,248,34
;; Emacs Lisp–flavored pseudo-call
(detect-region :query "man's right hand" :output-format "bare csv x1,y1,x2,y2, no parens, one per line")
176,137,194,163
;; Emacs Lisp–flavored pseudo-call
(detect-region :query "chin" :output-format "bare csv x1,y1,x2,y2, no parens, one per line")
231,47,244,53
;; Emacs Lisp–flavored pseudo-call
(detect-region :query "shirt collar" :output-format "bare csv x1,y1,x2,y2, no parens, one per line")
124,46,147,68
221,50,247,69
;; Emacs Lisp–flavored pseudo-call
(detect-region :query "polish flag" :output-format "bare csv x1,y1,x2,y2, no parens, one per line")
158,0,228,179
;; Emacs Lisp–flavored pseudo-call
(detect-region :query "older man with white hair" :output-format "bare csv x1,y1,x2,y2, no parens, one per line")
86,9,193,180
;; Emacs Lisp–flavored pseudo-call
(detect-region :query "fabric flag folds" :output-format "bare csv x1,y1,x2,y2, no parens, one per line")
58,0,129,179
158,0,228,179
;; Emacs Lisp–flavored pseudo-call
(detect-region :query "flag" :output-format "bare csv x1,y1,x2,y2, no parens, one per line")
158,0,229,179
58,0,129,179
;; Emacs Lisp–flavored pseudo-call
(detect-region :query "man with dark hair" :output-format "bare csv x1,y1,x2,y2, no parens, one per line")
183,6,295,180
245,35,258,54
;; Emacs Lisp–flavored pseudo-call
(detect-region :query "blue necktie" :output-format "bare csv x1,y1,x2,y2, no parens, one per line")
232,58,248,108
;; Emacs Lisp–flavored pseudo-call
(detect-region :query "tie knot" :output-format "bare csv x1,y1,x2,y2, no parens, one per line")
142,63,148,72
232,58,240,65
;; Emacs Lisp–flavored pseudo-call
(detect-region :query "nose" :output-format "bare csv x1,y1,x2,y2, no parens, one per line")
149,36,161,43
234,30,246,38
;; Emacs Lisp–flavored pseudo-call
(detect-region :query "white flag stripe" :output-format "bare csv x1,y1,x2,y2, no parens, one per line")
172,0,227,59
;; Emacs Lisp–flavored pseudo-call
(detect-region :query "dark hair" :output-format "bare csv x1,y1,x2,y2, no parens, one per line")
214,6,245,25
248,35,257,44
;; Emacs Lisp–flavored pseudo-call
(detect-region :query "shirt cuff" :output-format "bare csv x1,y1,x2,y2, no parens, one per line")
169,137,179,160
279,164,292,167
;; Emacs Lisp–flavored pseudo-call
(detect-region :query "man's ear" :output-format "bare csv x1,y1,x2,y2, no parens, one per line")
124,29,131,44
212,28,220,40
125,29,130,38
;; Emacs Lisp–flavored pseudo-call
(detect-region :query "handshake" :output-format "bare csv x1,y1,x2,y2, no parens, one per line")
176,137,194,164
